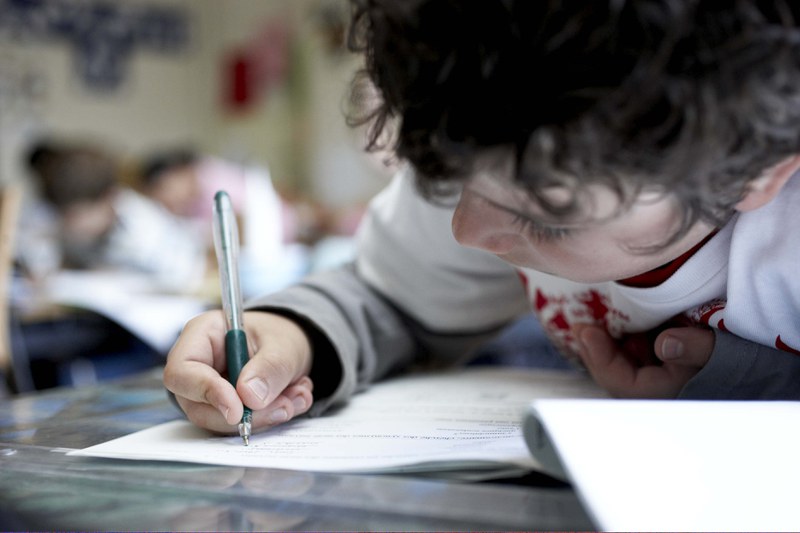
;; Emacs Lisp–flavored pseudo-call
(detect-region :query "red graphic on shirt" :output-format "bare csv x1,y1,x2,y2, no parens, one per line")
523,271,800,362
534,288,548,312
776,335,800,355
579,290,610,322
689,300,800,355
690,298,726,328
517,271,529,292
529,286,629,357
549,310,571,331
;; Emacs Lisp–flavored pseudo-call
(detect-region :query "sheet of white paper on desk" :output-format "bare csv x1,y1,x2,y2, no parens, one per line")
43,270,209,353
71,368,607,479
526,399,800,532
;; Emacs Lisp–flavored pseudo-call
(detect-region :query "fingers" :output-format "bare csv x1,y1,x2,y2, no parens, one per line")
163,310,316,436
654,326,715,368
250,377,314,428
164,311,241,429
174,376,314,435
575,324,699,398
167,360,243,423
574,325,638,394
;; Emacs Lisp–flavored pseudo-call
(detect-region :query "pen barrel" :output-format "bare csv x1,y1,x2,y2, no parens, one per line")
225,328,249,389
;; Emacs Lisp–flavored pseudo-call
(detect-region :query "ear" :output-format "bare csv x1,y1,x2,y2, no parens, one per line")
735,155,800,212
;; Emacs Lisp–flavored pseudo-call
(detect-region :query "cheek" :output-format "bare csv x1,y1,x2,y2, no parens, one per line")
615,200,683,250
524,232,650,283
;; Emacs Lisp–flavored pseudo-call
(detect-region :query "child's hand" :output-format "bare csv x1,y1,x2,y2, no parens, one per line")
163,310,314,434
573,324,715,398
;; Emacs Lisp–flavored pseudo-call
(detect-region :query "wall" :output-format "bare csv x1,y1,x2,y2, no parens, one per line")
0,0,389,207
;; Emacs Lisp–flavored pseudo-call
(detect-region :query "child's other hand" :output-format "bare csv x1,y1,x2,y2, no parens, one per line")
163,310,314,434
574,324,715,398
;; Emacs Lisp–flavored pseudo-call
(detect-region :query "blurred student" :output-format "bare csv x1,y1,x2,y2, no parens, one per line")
20,140,205,292
139,148,308,296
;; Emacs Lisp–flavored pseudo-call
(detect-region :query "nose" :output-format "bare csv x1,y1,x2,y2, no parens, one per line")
451,191,523,254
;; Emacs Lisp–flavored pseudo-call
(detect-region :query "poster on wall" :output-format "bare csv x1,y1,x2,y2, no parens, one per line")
0,0,190,92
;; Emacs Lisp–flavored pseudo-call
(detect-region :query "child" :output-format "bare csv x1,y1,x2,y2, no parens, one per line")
22,140,206,291
164,0,800,435
138,148,308,297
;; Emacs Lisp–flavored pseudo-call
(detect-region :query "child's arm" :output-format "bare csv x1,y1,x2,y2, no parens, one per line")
680,330,800,400
163,264,519,435
163,169,527,433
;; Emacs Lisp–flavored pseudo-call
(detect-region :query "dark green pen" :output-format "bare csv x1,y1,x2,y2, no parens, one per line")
213,190,252,445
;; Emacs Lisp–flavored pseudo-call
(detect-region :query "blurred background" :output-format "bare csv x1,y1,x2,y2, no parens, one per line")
0,0,395,393
0,0,387,204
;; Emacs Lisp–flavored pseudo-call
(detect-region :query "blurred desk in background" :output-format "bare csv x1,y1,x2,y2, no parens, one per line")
0,369,594,531
12,306,163,390
8,270,211,392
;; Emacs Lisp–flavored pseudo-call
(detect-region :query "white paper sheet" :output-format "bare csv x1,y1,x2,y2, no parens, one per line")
71,368,606,478
527,399,800,532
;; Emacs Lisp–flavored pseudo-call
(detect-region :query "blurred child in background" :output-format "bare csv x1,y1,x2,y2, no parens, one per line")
20,139,206,292
139,147,312,297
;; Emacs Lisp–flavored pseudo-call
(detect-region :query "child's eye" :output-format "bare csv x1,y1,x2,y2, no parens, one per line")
511,215,572,241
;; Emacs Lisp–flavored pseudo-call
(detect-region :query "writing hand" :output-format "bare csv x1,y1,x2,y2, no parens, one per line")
574,324,715,398
164,310,314,434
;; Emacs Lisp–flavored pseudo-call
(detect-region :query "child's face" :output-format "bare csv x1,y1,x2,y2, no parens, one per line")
452,172,717,283
150,166,200,217
62,196,117,243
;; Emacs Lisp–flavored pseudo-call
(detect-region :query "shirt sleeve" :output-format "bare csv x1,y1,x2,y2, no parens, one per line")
679,329,800,399
246,169,529,415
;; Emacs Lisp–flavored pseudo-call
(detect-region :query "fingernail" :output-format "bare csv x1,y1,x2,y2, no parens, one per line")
661,336,685,360
247,378,269,401
292,396,306,412
216,403,231,422
269,408,288,423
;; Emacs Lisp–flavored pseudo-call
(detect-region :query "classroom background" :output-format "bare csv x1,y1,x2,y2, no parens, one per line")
0,0,397,394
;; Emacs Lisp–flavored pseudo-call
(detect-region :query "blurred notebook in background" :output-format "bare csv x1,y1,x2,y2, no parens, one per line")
40,270,209,354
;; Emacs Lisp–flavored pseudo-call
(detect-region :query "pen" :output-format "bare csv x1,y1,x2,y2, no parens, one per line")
213,190,252,445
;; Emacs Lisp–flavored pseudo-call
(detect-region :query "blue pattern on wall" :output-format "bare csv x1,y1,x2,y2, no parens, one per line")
0,0,190,91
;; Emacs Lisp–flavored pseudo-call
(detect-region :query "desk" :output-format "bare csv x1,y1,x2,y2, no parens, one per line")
11,308,162,391
8,269,209,391
0,369,594,530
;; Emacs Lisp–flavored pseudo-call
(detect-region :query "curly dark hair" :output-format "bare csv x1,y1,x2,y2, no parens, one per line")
347,0,800,239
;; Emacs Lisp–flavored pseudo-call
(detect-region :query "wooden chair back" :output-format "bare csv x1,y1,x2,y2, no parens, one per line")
0,185,21,382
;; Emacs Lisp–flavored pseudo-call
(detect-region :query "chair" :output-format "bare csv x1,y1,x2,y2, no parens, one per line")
0,185,22,395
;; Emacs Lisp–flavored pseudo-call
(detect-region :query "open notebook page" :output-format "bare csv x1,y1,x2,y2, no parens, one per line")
72,367,606,480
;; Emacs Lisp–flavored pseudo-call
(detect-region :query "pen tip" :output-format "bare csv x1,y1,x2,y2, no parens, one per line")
238,418,252,446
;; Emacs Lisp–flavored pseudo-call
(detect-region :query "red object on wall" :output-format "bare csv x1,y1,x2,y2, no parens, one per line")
221,19,291,114
223,49,252,112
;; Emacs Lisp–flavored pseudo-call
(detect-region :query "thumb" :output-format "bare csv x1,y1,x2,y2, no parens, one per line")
655,326,716,368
